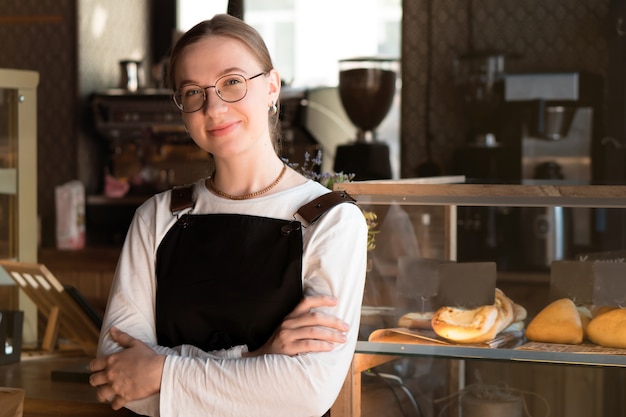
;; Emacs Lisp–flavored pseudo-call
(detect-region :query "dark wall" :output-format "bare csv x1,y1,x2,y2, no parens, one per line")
401,0,611,179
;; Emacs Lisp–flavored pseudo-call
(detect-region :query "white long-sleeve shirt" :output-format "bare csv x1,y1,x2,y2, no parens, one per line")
97,179,368,417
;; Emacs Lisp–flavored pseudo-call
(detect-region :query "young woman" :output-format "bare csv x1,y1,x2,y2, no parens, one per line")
89,14,367,417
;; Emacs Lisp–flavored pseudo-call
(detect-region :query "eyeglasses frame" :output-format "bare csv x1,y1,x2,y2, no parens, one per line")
173,72,267,113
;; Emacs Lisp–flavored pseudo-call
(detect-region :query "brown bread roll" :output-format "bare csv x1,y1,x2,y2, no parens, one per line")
587,308,626,348
525,298,583,345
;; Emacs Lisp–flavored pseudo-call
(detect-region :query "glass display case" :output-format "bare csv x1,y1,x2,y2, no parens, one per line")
331,180,626,417
0,68,38,262
0,68,39,346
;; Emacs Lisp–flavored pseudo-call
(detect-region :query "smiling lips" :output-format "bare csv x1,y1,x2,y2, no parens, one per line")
208,121,239,136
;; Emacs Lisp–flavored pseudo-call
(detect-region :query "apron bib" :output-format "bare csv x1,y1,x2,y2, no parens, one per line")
155,213,303,352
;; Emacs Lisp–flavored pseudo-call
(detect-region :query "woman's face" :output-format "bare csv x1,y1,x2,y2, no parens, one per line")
175,35,280,159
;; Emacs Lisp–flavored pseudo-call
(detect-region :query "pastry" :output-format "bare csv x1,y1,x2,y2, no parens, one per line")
431,288,516,344
431,304,499,343
525,298,583,344
587,308,626,348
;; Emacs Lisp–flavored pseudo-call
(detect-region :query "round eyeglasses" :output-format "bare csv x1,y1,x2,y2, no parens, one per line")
173,72,266,113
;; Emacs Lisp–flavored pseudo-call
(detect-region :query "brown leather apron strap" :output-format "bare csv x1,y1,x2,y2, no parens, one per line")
296,191,356,225
170,184,195,214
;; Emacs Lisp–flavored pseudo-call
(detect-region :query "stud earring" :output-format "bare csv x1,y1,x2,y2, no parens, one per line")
268,103,278,115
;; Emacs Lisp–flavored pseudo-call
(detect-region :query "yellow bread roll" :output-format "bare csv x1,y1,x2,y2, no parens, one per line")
525,298,583,345
587,308,626,348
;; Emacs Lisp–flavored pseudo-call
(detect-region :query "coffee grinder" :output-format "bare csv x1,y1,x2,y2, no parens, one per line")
452,50,520,181
333,57,397,180
452,51,522,270
505,72,603,270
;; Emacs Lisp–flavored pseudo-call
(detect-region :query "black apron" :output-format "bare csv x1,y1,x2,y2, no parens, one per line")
154,187,354,417
155,213,303,351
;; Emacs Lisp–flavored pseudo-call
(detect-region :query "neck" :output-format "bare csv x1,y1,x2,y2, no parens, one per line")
209,156,287,199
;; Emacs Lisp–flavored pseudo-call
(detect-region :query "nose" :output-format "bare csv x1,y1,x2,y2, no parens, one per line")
202,87,227,115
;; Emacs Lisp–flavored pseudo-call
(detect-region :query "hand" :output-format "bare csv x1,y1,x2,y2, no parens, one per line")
89,327,166,410
245,295,350,357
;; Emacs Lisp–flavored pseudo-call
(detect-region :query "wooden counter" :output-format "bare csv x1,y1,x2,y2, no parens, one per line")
0,354,134,417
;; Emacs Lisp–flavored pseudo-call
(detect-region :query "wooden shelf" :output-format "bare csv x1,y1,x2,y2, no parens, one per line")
336,182,626,208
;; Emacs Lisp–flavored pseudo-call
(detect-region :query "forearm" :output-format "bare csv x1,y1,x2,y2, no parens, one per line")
160,341,356,417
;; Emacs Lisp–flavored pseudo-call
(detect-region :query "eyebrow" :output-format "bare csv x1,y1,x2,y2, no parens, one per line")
178,67,252,87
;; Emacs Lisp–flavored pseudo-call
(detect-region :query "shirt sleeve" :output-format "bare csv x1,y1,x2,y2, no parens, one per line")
99,195,367,417
158,202,368,417
97,201,251,416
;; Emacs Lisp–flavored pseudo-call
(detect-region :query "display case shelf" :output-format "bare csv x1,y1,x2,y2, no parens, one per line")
356,341,626,367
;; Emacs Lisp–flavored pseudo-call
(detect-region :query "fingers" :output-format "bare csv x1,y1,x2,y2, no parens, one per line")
89,369,108,388
109,326,136,348
89,357,106,374
283,310,349,333
277,339,337,356
94,385,128,410
286,295,338,319
95,384,116,403
280,326,347,346
271,326,347,356
111,395,129,411
285,295,349,331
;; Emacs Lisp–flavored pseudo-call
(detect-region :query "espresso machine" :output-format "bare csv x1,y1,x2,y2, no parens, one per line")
454,70,603,271
504,72,603,270
333,57,397,180
452,50,520,181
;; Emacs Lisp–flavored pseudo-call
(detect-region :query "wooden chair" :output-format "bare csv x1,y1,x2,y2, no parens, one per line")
0,260,101,356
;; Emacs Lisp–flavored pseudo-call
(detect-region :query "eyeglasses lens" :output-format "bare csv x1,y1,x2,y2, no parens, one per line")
216,74,247,102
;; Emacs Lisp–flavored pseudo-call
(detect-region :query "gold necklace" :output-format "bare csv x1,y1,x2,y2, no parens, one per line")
208,164,287,200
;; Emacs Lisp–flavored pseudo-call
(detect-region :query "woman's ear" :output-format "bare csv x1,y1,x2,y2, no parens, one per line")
267,68,281,103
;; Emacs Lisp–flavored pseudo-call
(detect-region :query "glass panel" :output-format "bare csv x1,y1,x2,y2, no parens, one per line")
177,0,402,86
0,87,18,260
358,201,448,341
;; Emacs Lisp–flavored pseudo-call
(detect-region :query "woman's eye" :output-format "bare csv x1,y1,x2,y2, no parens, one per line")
222,77,243,87
184,88,202,97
